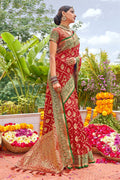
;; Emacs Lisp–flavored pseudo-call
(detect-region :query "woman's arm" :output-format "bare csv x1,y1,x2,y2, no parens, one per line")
49,41,57,77
49,41,61,93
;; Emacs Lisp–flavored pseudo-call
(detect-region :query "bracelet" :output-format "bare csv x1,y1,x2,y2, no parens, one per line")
51,76,57,80
52,80,59,85
50,76,58,84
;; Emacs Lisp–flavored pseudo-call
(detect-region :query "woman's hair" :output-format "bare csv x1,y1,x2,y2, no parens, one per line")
54,6,72,25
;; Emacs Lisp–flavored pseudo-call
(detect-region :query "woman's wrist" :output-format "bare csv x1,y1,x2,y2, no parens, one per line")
50,76,59,85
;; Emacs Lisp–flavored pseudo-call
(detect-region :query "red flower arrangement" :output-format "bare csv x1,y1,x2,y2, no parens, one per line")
85,124,120,160
1,123,39,149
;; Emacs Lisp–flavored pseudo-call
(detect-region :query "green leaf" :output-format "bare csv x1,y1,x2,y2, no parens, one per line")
17,36,39,55
26,35,49,65
29,64,42,76
19,56,30,76
1,32,22,53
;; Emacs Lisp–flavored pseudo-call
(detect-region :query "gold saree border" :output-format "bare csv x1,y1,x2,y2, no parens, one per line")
48,72,73,167
61,75,75,104
73,151,95,168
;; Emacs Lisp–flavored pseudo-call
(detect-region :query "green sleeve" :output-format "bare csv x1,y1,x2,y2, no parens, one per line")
49,29,59,43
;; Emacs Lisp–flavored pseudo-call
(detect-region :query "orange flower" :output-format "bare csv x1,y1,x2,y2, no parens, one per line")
11,125,16,131
20,123,27,129
8,126,13,131
40,121,43,125
112,112,116,117
86,107,92,111
29,124,33,129
0,125,4,132
96,93,101,100
109,93,114,99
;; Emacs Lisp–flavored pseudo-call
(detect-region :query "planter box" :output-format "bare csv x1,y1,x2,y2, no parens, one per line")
0,113,41,134
80,110,120,123
113,111,120,121
80,110,87,123
0,110,119,134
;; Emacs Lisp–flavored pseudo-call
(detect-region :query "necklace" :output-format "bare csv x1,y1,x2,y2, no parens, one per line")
59,24,73,35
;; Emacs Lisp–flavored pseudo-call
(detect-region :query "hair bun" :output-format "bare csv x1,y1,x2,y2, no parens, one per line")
54,15,61,25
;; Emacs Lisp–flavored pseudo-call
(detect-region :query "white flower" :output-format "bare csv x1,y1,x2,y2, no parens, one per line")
108,141,114,148
112,145,117,152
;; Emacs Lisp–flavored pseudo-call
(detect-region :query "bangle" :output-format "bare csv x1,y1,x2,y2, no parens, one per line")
50,76,58,84
51,76,57,80
52,80,58,85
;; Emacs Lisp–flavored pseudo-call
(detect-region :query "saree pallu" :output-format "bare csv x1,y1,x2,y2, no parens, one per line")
16,44,94,174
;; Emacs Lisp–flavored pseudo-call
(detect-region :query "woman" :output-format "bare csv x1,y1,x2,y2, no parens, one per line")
15,6,94,174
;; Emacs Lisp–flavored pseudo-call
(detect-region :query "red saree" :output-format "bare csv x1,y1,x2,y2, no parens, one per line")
16,26,94,174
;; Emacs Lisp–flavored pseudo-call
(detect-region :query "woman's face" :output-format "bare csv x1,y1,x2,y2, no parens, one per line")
63,8,76,23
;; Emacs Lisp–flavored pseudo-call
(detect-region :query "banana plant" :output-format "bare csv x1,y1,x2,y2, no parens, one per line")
0,32,50,113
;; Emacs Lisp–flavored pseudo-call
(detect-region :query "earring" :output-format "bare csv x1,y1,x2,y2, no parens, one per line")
62,15,66,21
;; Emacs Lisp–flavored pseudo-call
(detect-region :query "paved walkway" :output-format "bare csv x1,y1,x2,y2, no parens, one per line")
0,151,120,180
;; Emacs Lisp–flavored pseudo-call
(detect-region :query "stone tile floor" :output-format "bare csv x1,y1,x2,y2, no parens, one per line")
0,151,120,180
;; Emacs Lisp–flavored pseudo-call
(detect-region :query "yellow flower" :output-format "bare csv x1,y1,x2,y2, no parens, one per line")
41,115,44,120
29,124,33,129
26,124,30,129
16,124,21,129
84,122,88,127
40,127,43,130
86,114,91,118
102,111,107,116
109,99,113,104
41,111,44,115
4,126,7,132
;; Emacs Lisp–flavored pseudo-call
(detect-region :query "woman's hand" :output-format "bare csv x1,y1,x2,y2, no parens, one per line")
66,57,76,66
53,82,61,93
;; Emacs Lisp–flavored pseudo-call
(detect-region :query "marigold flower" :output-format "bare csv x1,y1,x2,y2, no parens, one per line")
20,123,27,129
8,126,13,131
4,126,7,132
112,112,116,117
40,127,43,130
96,93,101,100
86,107,92,111
86,114,91,118
102,111,107,116
109,99,113,104
40,121,43,125
29,124,33,129
41,115,44,120
109,93,114,99
84,122,89,127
